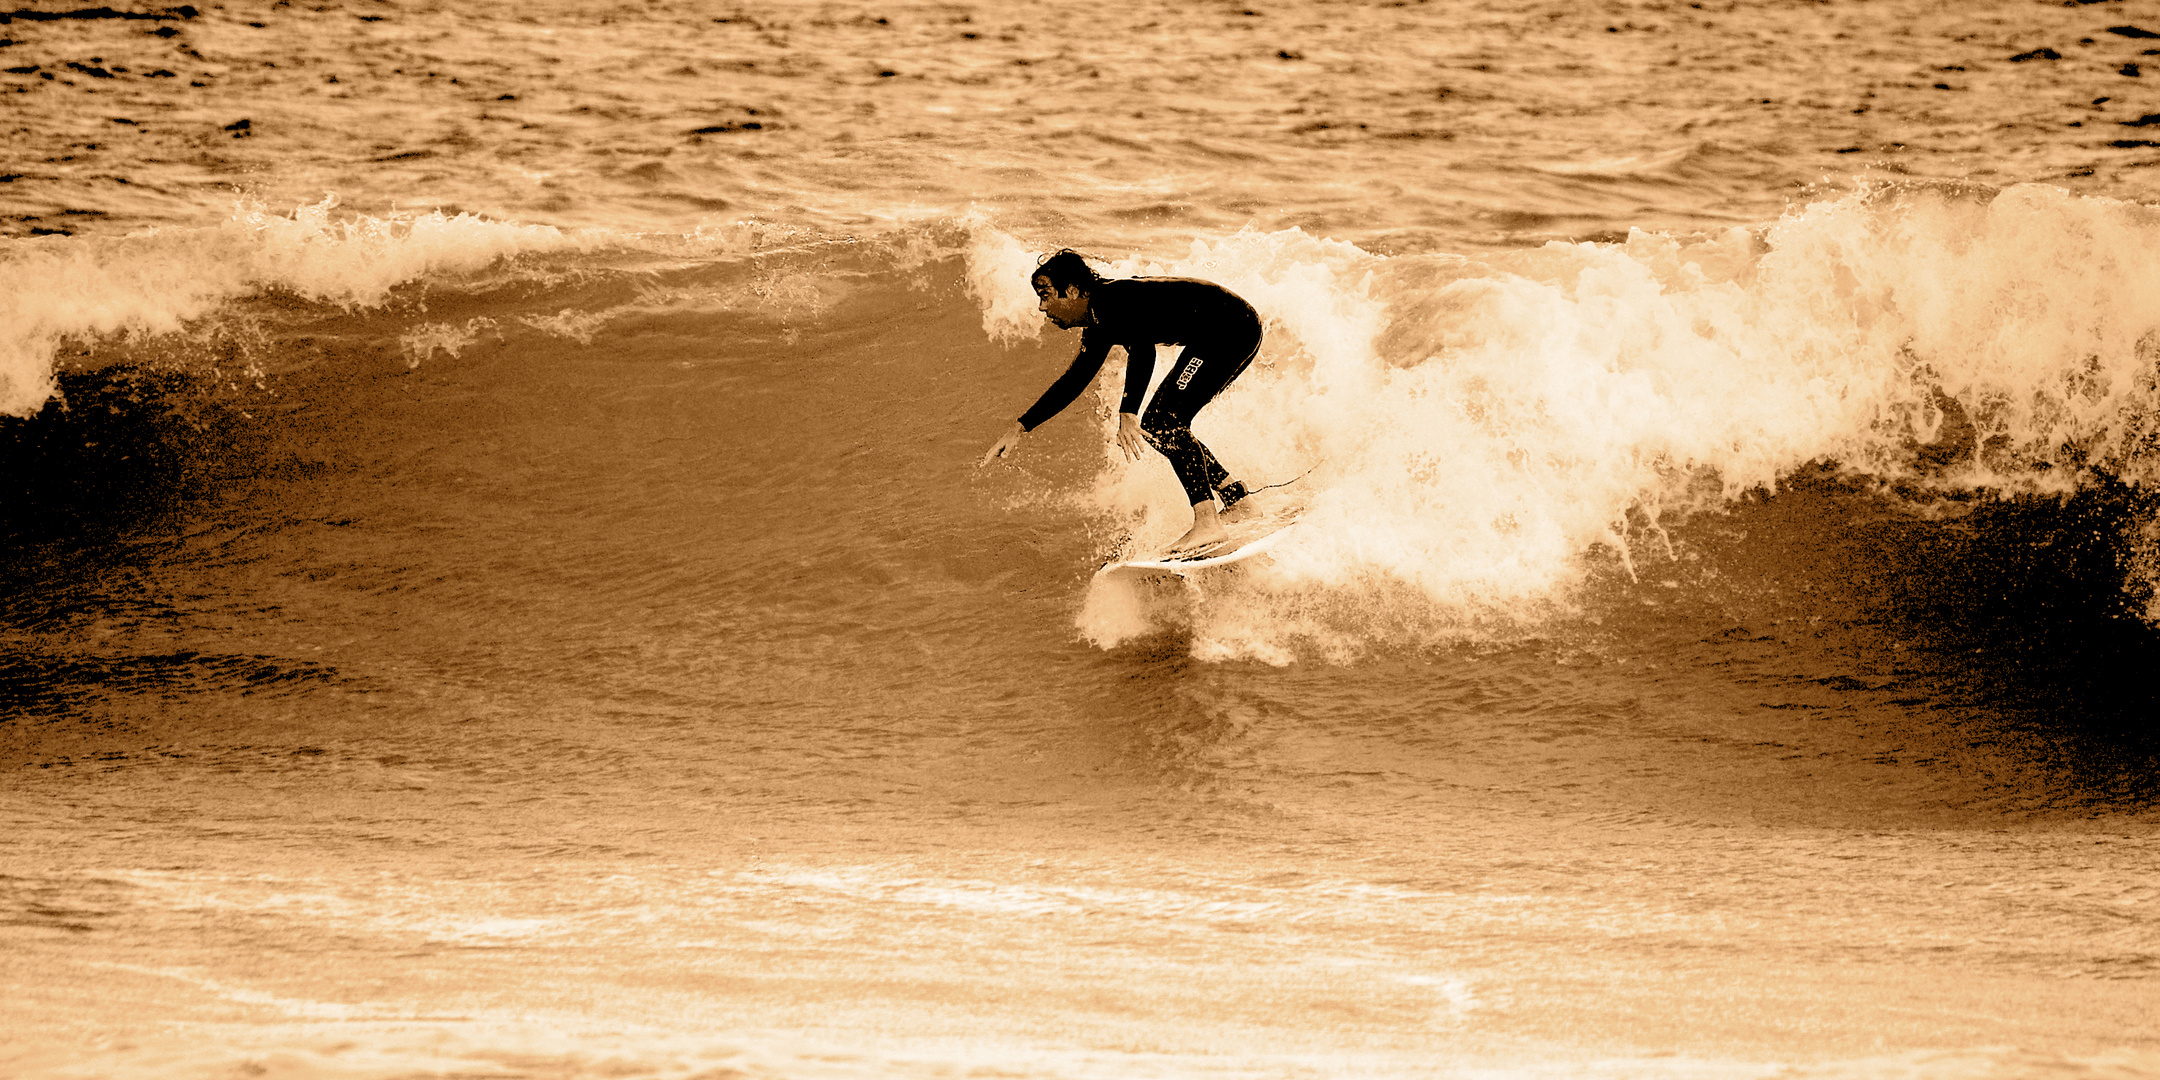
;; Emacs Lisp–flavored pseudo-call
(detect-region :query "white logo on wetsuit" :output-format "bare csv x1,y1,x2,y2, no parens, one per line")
1175,353,1205,390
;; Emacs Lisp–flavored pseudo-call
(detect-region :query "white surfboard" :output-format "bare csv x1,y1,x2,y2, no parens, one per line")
1099,508,1304,576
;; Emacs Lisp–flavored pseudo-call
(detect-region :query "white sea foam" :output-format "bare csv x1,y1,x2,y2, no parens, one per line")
0,197,591,415
398,318,501,370
956,185,2160,654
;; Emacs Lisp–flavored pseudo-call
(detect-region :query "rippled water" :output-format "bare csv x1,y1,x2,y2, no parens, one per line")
7,0,2160,248
4,2,2160,1078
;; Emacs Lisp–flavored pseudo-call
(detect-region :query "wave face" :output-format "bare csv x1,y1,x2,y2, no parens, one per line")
10,5,2160,1077
8,184,2160,662
3,190,2159,1080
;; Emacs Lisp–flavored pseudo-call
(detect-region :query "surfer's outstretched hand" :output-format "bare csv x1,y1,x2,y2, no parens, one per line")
978,421,1024,467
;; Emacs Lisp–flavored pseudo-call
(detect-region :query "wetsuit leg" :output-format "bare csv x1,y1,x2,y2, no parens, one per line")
1139,334,1260,506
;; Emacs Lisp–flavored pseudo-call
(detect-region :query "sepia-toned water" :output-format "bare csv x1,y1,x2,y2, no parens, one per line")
4,2,2160,1077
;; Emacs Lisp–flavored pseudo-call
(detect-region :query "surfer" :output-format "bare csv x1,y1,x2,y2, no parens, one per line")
978,250,1262,554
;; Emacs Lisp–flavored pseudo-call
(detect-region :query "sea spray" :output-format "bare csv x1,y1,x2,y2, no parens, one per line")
975,184,2160,654
1760,183,2160,484
0,197,587,416
10,186,2158,657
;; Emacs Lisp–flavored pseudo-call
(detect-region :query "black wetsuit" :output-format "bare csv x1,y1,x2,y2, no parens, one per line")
1016,277,1262,507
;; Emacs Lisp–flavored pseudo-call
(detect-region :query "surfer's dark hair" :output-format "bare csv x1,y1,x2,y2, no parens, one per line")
1033,249,1101,293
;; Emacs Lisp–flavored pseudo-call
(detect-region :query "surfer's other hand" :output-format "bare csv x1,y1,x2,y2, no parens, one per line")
979,422,1024,467
1116,412,1147,461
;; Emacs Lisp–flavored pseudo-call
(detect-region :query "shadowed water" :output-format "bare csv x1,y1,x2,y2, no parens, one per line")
3,2,2159,1078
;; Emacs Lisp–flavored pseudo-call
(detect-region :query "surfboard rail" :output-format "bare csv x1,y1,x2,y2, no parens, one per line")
1099,509,1303,575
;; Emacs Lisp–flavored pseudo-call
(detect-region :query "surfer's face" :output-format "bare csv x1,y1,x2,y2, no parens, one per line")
1034,276,1089,328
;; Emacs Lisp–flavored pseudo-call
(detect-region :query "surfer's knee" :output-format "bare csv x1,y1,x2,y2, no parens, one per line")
1139,411,1184,448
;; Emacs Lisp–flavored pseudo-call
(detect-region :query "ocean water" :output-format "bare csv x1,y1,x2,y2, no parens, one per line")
5,1,2160,1077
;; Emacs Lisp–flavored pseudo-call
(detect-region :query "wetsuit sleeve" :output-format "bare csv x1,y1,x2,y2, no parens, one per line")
1016,335,1112,431
1120,343,1156,416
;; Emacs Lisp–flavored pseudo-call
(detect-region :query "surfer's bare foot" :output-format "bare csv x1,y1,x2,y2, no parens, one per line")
1168,501,1229,554
1216,480,1256,522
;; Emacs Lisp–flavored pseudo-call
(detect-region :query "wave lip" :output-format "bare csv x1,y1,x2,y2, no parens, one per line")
10,183,2160,662
954,185,2160,654
0,196,591,417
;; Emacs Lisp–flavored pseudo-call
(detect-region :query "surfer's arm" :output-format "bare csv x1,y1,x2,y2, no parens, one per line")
980,340,1110,467
1015,338,1112,432
1120,343,1156,417
1100,343,1157,461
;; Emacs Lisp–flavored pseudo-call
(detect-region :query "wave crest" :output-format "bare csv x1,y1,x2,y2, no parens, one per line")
954,185,2160,653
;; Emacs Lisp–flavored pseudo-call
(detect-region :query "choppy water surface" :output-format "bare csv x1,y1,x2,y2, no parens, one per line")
3,2,2160,1078
7,0,2160,248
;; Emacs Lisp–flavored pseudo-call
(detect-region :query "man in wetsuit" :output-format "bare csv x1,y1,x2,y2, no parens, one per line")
978,249,1261,555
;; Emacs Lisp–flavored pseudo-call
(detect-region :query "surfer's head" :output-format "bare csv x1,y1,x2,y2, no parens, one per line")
1032,249,1098,328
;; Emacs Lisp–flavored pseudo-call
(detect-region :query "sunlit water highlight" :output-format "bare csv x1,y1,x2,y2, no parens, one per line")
4,2,2160,1078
